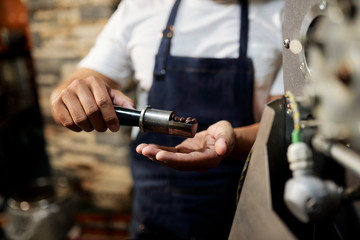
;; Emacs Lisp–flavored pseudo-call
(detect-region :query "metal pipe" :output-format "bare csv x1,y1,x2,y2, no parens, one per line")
312,135,360,177
114,105,197,138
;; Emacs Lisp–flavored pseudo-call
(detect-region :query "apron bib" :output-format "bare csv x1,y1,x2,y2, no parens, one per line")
130,0,254,239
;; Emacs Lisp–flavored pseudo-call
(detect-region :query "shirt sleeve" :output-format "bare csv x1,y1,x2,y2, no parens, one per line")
78,0,133,88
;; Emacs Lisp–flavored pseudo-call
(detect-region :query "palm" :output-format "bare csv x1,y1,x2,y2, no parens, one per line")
136,121,234,172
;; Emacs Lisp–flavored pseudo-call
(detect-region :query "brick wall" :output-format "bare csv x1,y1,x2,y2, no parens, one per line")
25,0,133,211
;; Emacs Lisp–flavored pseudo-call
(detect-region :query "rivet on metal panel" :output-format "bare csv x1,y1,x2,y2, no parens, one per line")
319,1,327,11
283,39,290,49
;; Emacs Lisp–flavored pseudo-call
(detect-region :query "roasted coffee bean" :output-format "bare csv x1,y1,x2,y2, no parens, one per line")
170,112,176,121
170,114,197,124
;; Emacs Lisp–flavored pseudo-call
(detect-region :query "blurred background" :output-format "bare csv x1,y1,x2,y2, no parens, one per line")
0,0,134,239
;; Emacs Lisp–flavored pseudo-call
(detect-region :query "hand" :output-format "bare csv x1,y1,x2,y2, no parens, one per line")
136,120,235,172
51,74,134,132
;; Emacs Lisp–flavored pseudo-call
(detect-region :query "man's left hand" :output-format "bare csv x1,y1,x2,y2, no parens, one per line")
136,120,235,172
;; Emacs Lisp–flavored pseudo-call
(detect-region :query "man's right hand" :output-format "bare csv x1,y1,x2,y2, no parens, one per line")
50,68,135,132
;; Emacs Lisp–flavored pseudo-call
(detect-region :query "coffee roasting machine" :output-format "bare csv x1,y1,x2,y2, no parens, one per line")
229,0,360,239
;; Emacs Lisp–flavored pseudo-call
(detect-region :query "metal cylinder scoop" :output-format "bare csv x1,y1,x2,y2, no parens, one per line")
114,105,198,138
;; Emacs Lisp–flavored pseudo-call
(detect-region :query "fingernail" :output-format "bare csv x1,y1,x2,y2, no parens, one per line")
109,124,119,132
136,145,144,154
126,102,135,109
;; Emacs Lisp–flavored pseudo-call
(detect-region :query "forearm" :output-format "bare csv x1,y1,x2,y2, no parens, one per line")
228,95,281,160
229,123,259,160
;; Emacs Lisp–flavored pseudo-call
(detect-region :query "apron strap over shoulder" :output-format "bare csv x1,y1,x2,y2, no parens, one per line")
154,0,249,80
239,0,249,58
154,0,181,80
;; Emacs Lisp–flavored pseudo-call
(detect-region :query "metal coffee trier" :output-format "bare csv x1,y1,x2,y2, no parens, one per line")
114,105,198,138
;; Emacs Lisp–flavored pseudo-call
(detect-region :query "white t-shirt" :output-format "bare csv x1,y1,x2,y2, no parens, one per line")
79,0,284,123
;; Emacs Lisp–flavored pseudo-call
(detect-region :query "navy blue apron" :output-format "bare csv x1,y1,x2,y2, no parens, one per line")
130,0,254,239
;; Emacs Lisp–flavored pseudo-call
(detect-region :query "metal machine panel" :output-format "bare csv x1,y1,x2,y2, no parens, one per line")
229,99,296,240
283,0,324,96
230,0,360,238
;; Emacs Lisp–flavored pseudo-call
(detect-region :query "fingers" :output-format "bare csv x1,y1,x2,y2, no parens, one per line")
110,89,135,109
137,143,219,172
90,78,120,132
156,150,207,162
136,143,148,153
51,101,82,132
214,137,227,156
156,150,214,172
76,81,107,132
136,144,178,165
211,120,235,157
135,121,235,172
137,144,197,162
51,75,134,132
136,144,177,156
60,87,94,132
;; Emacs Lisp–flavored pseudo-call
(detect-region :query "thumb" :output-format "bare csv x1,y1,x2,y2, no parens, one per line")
210,120,235,156
215,136,228,156
109,89,135,109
